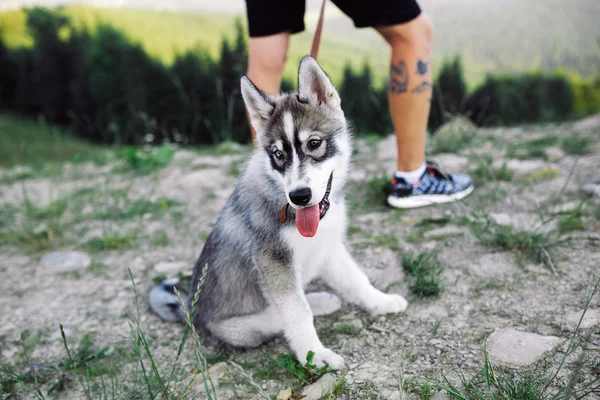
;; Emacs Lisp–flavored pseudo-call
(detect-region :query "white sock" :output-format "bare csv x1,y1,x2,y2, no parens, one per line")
395,162,427,184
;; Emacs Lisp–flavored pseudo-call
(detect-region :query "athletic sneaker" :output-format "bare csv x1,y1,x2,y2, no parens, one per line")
387,161,474,209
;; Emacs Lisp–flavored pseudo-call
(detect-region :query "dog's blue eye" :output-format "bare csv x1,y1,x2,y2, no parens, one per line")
273,150,283,160
308,139,322,150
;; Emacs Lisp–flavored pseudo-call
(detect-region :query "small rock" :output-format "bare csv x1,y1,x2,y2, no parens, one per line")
381,388,406,399
486,328,561,367
472,253,516,277
364,264,405,292
353,361,381,383
193,362,230,393
334,319,363,330
299,374,338,400
494,159,550,178
565,309,600,329
582,183,600,198
41,251,91,272
307,292,342,316
489,212,543,231
550,201,584,215
431,154,469,172
544,146,565,161
489,212,511,226
423,225,468,240
276,388,292,400
432,391,450,400
153,260,189,275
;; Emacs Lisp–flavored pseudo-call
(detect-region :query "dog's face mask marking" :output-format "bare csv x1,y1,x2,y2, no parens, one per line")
241,56,350,238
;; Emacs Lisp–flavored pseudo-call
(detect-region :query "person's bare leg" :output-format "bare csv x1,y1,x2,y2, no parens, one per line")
246,32,290,144
376,13,433,173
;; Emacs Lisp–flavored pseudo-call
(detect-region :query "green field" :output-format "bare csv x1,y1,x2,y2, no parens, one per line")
0,114,104,168
0,5,394,86
0,0,598,87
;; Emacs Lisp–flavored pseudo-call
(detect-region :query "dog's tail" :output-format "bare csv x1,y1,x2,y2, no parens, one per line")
148,277,187,323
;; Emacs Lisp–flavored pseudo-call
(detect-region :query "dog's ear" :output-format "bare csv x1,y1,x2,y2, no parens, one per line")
297,56,340,108
241,76,275,131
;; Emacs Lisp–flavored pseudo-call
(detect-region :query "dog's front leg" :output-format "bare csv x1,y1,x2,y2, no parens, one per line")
321,242,408,315
256,255,345,370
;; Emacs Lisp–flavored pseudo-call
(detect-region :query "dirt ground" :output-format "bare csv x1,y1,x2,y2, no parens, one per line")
1,115,599,399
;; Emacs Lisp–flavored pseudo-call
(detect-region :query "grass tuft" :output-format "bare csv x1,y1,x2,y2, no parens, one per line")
93,197,180,221
557,204,586,233
335,324,362,337
471,156,514,185
524,168,560,185
84,233,137,252
375,233,401,252
401,250,444,297
471,220,562,274
347,173,390,213
506,136,558,160
266,351,332,386
122,144,175,173
561,136,593,155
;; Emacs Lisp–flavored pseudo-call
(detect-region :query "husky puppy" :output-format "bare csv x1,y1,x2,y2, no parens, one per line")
150,56,408,369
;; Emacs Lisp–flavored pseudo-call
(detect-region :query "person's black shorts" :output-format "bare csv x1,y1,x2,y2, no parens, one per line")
244,0,422,38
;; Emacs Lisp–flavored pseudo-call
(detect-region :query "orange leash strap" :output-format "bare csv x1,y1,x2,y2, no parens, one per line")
310,0,327,60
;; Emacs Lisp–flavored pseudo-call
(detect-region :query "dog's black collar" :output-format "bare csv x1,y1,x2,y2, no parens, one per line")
279,172,333,224
319,173,333,220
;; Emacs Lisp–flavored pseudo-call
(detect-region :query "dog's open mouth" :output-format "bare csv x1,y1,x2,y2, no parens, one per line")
280,173,333,238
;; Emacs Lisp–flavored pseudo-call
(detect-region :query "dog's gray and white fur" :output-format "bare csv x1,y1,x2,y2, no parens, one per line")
149,56,408,369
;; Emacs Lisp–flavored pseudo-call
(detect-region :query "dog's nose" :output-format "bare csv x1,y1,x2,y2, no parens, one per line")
289,187,312,206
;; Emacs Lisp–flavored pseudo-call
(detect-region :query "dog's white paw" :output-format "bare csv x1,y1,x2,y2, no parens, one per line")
366,293,408,316
311,348,345,370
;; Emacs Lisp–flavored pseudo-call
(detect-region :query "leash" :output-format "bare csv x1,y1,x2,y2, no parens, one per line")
310,0,327,60
280,0,327,225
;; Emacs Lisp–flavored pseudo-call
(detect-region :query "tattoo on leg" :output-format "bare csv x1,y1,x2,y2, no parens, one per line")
411,81,432,94
390,60,409,94
417,60,429,76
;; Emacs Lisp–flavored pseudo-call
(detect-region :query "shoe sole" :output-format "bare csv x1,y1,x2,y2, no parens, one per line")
386,184,475,209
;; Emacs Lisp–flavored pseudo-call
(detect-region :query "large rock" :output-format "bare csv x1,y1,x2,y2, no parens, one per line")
299,374,338,400
486,328,561,367
41,251,91,273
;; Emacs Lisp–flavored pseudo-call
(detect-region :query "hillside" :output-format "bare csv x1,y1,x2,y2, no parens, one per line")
0,0,598,86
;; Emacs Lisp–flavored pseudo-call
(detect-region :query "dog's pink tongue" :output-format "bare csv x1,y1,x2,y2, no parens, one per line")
295,205,320,237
